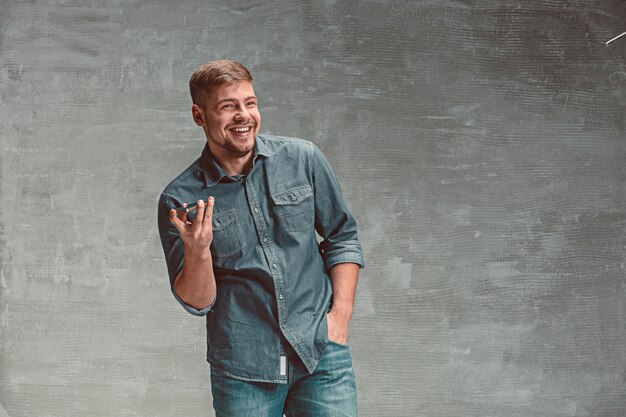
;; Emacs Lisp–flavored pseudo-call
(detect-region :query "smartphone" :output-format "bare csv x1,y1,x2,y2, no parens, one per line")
175,203,199,213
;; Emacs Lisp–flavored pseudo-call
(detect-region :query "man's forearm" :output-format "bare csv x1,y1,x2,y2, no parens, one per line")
326,262,360,345
173,250,217,310
329,263,360,318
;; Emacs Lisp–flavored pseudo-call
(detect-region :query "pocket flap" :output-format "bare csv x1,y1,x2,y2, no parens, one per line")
271,185,313,206
212,209,237,231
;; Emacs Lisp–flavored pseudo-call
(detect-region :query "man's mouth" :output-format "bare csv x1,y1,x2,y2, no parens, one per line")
229,125,253,133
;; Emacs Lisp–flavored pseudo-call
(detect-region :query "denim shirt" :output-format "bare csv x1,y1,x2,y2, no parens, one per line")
157,134,364,383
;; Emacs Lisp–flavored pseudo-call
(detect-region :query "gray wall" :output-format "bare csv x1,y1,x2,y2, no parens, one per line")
1,1,625,416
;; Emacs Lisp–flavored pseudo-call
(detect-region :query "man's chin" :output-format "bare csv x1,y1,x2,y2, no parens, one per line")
231,136,255,152
225,143,254,158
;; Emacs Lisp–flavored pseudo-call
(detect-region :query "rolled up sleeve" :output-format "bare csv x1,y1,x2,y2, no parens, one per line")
157,194,212,316
310,143,365,271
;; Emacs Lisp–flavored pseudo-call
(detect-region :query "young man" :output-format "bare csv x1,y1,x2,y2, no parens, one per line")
157,60,364,416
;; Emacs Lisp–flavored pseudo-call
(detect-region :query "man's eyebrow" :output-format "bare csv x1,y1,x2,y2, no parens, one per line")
216,96,257,105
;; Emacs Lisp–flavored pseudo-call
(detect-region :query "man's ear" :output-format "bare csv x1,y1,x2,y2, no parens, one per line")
192,104,204,126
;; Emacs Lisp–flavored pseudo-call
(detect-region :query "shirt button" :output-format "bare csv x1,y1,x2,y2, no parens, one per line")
290,195,297,201
278,294,284,300
280,322,285,329
214,222,220,227
272,263,278,269
253,207,259,213
262,237,269,244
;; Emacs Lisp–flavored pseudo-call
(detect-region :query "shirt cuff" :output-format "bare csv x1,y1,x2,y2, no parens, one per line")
172,288,214,316
325,250,365,271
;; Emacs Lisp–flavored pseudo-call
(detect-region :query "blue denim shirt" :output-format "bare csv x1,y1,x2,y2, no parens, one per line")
157,135,364,383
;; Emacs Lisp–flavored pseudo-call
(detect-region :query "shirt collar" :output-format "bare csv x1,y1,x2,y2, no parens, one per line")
200,135,275,187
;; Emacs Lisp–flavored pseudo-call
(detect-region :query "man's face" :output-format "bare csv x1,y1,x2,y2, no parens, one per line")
193,81,261,159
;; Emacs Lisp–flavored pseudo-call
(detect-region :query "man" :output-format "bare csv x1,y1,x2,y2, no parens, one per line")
157,60,364,416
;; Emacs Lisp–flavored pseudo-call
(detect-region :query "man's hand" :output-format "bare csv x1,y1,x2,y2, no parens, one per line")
168,197,217,311
327,308,352,346
326,263,359,346
169,197,215,260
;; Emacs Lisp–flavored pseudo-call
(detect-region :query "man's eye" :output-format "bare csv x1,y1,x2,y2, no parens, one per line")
246,102,256,107
222,104,234,109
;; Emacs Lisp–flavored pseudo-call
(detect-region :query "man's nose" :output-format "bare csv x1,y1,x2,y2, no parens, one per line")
234,105,250,121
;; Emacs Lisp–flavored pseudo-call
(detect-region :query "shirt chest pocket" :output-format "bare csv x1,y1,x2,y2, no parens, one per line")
210,209,247,257
271,185,314,232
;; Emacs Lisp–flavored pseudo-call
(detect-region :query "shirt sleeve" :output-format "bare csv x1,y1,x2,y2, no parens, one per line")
157,194,213,316
310,143,365,270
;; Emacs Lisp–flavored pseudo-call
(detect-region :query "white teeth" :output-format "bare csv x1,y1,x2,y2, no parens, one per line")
232,127,250,132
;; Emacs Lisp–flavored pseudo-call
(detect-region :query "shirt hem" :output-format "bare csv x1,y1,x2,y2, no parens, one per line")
208,360,289,384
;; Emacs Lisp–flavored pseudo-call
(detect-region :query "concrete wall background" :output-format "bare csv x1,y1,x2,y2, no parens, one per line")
1,1,625,416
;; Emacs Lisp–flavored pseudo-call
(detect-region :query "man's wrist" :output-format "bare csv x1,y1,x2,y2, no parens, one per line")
184,246,213,263
330,304,353,321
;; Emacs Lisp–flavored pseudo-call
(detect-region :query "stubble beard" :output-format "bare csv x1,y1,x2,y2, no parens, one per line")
214,133,255,159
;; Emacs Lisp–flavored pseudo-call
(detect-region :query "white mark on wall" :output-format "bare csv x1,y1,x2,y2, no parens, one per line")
0,401,11,417
384,256,412,289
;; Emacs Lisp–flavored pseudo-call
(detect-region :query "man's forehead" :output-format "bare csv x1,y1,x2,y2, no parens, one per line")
213,81,255,98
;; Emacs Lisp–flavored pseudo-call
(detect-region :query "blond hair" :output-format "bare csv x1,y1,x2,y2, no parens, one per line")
189,60,253,107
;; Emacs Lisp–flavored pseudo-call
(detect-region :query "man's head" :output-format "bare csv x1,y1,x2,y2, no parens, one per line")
190,60,260,160
189,60,253,108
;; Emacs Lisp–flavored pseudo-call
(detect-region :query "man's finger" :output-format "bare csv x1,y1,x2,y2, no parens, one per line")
192,199,205,231
203,196,215,229
176,203,189,224
169,209,187,232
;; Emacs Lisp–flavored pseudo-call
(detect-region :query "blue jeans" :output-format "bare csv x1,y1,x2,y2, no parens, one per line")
210,340,357,417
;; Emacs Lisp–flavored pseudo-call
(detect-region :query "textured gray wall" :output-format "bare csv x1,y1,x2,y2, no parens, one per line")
1,1,625,416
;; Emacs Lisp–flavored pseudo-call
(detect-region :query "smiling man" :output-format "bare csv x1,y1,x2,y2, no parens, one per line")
157,60,364,417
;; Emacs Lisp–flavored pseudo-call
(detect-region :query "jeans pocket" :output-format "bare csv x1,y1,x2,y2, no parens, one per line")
327,338,350,349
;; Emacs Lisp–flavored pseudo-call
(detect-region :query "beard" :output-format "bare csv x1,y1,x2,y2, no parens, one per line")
212,133,255,158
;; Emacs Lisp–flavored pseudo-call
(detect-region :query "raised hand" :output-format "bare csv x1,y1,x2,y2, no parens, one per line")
169,197,215,260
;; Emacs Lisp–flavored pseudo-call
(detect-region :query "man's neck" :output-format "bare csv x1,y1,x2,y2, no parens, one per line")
208,144,254,176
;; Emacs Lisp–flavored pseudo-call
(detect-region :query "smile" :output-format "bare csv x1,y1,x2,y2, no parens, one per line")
230,126,251,133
